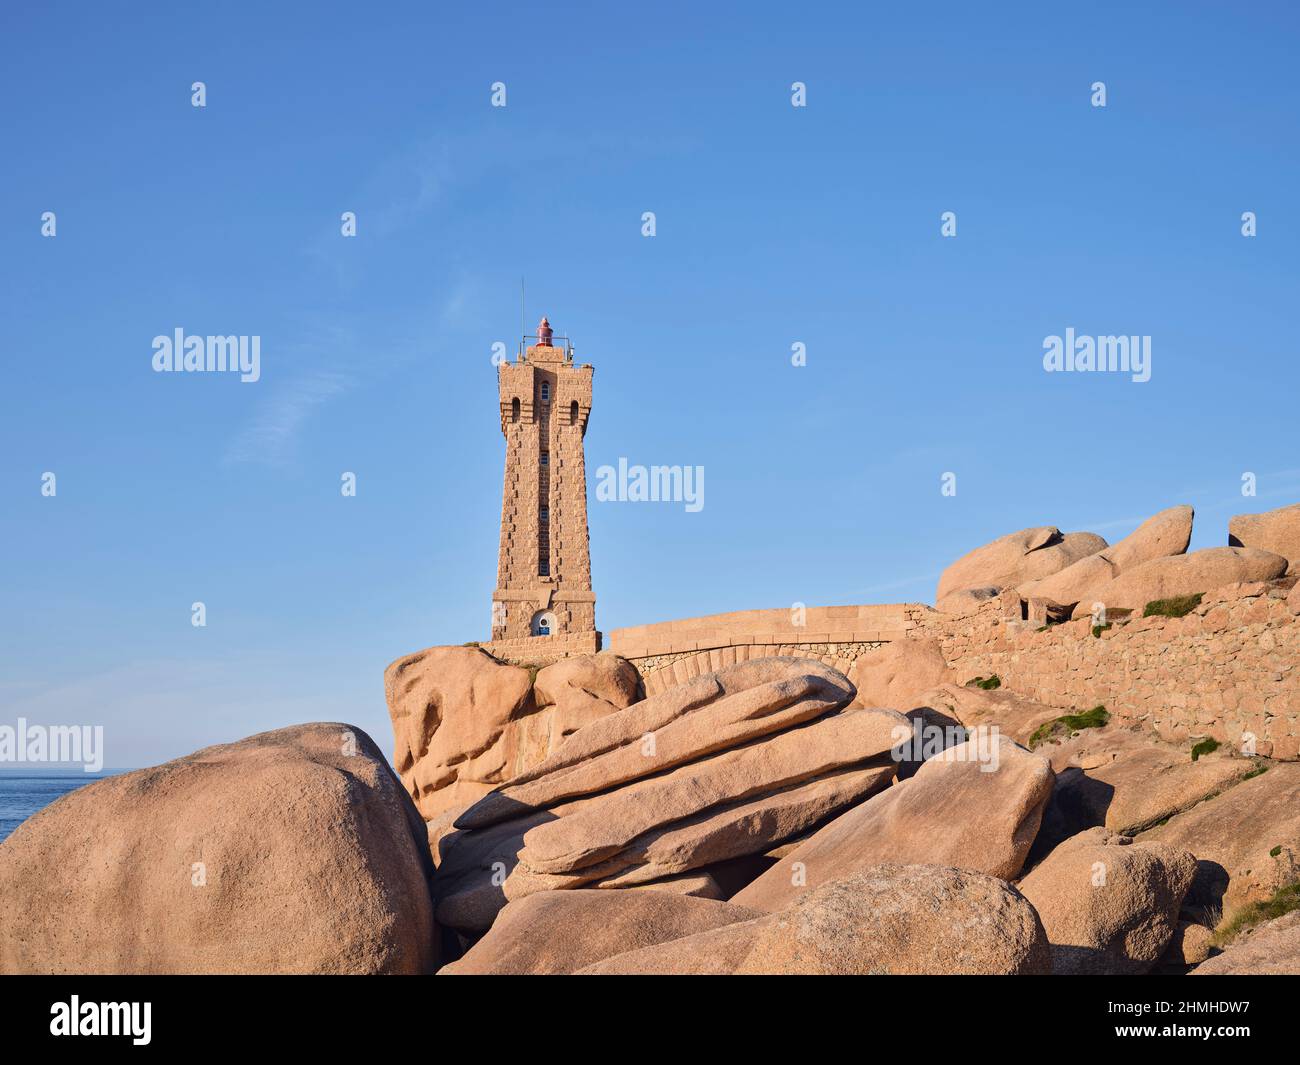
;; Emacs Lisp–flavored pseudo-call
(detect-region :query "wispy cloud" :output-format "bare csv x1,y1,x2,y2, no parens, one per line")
224,370,349,468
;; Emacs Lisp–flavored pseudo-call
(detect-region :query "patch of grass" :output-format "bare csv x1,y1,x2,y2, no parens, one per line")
1091,623,1112,638
1143,592,1204,619
461,641,481,647
1028,705,1111,749
1213,881,1300,947
1243,762,1270,781
966,675,1001,690
1270,845,1284,858
1191,737,1220,761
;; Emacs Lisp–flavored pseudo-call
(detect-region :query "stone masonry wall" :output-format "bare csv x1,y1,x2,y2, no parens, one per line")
608,587,1300,758
917,584,1300,760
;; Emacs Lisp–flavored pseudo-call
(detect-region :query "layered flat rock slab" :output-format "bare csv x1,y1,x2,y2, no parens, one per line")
1069,546,1288,619
1018,828,1197,975
457,657,856,831
433,796,615,932
431,717,899,931
0,724,437,975
1048,738,1253,838
732,732,1053,912
1193,911,1300,975
517,707,907,874
621,870,725,899
440,890,760,975
586,763,896,885
580,865,1051,975
1139,762,1300,919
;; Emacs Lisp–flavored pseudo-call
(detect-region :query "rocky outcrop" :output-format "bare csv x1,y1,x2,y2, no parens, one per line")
456,659,858,830
731,732,1053,911
1069,547,1288,619
385,646,638,820
1020,505,1193,608
434,658,901,931
1140,763,1300,920
909,683,1063,747
515,710,900,875
1229,503,1300,570
934,585,1002,616
439,889,759,975
1039,728,1252,845
1193,911,1300,975
937,525,1106,606
1018,828,1197,974
847,637,950,709
580,866,1051,975
0,724,436,975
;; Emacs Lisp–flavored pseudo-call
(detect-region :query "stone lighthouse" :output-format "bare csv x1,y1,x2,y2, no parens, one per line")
487,318,599,655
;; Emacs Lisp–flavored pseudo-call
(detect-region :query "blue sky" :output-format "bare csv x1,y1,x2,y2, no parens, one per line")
2,1,1298,767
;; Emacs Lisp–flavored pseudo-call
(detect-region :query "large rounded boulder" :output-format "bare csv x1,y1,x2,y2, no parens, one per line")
937,525,1106,607
1229,502,1300,570
0,723,437,974
1017,828,1196,974
1019,505,1193,608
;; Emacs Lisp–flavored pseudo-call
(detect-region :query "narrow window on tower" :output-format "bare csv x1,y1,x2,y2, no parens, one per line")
540,381,550,403
511,397,520,422
570,400,579,424
540,452,549,467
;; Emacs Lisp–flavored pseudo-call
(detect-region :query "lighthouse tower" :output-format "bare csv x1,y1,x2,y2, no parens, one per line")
487,318,599,655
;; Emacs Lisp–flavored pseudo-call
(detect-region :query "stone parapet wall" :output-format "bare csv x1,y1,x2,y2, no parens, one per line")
608,603,925,660
636,641,887,697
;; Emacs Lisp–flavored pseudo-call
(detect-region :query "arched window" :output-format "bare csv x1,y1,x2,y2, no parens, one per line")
540,381,551,403
511,397,520,422
530,610,556,636
570,400,579,424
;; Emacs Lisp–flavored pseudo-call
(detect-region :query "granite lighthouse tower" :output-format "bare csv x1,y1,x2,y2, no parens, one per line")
487,318,599,656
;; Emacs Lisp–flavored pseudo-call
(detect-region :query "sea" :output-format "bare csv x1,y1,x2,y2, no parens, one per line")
0,770,124,844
